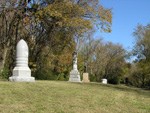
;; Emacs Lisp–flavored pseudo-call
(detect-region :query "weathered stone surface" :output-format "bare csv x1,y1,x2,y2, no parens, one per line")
9,39,35,82
69,70,81,82
82,73,90,82
69,51,81,82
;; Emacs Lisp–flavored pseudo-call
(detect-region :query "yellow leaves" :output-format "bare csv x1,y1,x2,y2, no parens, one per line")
35,0,91,34
56,21,63,27
63,17,91,29
35,0,112,34
99,6,112,24
97,5,112,32
44,5,63,18
58,53,72,65
56,51,73,72
36,6,62,19
23,16,30,25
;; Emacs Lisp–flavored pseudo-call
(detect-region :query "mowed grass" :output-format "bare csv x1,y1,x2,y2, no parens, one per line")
0,81,149,113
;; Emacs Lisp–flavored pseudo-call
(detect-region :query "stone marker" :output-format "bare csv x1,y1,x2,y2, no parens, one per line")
82,73,90,82
9,39,35,82
102,78,107,84
69,51,81,82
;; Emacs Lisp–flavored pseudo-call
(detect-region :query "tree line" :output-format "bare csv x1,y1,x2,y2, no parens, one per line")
0,0,112,79
0,0,149,89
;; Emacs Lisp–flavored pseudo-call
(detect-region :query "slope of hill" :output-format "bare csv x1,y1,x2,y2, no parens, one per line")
0,81,149,113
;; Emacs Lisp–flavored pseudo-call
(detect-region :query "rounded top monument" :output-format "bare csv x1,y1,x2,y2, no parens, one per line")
9,39,35,82
16,39,29,58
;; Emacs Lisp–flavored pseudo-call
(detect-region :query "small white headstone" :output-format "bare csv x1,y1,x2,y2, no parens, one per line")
9,39,35,82
102,79,107,84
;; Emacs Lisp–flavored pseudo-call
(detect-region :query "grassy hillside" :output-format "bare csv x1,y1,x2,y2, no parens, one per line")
0,81,149,113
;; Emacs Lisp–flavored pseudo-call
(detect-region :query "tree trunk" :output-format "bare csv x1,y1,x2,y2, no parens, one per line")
0,47,9,70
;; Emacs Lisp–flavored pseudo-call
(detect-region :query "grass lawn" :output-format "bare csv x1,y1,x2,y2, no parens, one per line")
0,81,149,113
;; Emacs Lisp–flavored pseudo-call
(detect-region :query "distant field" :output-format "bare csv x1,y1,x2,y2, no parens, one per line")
0,81,149,113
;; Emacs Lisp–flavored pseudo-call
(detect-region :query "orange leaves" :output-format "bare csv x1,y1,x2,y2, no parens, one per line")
23,16,30,25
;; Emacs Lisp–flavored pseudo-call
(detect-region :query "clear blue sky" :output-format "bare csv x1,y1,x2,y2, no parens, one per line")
94,0,150,51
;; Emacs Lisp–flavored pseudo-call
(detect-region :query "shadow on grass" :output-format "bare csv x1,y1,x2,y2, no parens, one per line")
1,80,150,98
81,82,150,98
110,86,149,98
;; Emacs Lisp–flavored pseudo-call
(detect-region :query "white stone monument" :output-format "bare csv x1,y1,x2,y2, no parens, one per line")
69,51,81,82
102,78,107,84
9,39,35,82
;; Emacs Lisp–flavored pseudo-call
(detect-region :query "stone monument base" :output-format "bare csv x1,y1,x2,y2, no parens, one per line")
9,76,35,82
82,73,90,82
69,70,81,82
9,67,35,82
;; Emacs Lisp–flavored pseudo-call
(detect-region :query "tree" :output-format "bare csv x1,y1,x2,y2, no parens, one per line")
133,24,150,60
129,24,150,88
79,37,126,84
94,42,126,83
0,0,26,73
0,0,112,80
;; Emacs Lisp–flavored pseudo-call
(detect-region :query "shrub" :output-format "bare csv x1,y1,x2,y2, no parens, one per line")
128,70,150,88
107,75,121,84
0,68,10,80
57,73,66,81
89,74,96,82
33,69,57,80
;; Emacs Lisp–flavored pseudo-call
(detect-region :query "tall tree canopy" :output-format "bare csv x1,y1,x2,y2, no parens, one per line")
128,24,150,88
79,36,126,84
133,24,150,61
0,0,112,80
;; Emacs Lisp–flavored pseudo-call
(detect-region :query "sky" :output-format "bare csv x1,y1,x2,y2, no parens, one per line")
94,0,150,51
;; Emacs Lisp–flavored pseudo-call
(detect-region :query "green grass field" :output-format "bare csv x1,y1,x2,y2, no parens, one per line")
0,81,149,113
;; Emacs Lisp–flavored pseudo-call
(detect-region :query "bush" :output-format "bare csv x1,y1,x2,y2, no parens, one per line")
128,70,150,88
57,73,66,81
146,79,150,89
107,75,121,84
33,69,57,80
0,68,10,80
89,74,96,82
